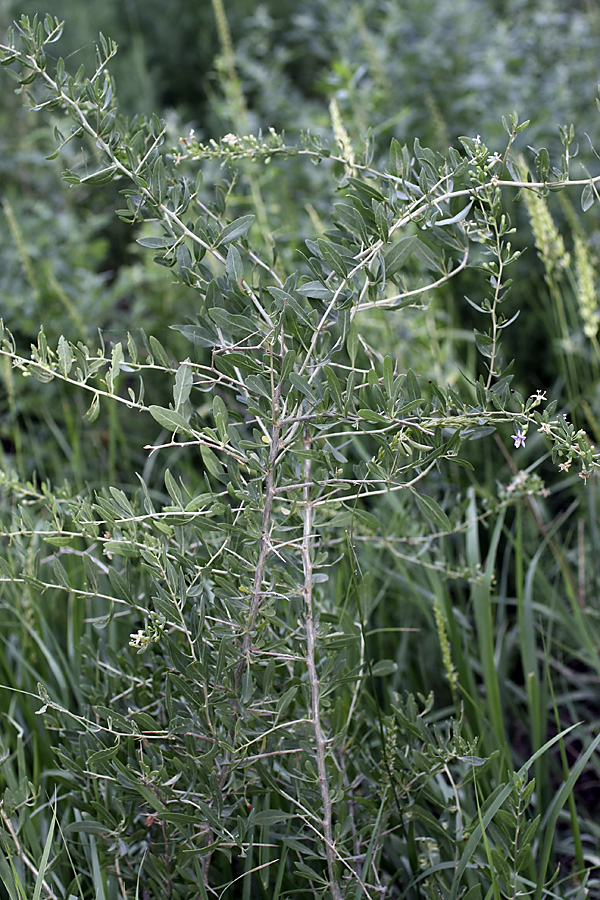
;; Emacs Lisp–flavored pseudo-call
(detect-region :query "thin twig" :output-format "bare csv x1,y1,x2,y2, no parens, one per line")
235,409,282,690
355,247,469,313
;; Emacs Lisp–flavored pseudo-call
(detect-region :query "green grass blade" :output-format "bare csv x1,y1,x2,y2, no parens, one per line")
534,730,600,900
88,835,107,900
31,804,56,900
466,490,508,762
449,723,579,900
0,852,27,900
352,786,388,900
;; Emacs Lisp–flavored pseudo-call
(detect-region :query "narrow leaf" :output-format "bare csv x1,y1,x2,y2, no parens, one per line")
104,541,139,558
581,183,595,211
200,444,225,478
216,214,255,247
173,360,193,410
57,334,73,376
149,335,170,367
83,393,100,423
384,236,417,278
226,245,244,283
148,405,193,434
413,492,452,532
136,236,167,249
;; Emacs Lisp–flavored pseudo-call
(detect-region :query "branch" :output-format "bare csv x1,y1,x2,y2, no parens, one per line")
235,421,281,691
301,423,341,900
355,247,470,313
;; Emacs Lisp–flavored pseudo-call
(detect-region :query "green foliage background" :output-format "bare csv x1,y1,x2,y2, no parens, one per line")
1,1,600,898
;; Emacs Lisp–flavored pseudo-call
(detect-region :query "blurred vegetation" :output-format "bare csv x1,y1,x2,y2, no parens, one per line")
1,1,600,898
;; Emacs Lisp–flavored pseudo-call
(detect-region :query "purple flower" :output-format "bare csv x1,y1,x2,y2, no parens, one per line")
511,429,526,449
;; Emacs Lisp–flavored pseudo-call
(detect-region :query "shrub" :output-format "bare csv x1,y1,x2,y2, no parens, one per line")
1,13,600,900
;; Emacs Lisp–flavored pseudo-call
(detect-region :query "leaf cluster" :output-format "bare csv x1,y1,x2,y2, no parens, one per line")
0,12,599,900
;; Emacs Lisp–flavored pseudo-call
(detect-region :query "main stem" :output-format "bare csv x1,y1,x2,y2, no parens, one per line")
302,424,340,900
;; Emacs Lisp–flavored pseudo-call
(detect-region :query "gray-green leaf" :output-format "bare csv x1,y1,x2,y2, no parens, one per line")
149,405,193,434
